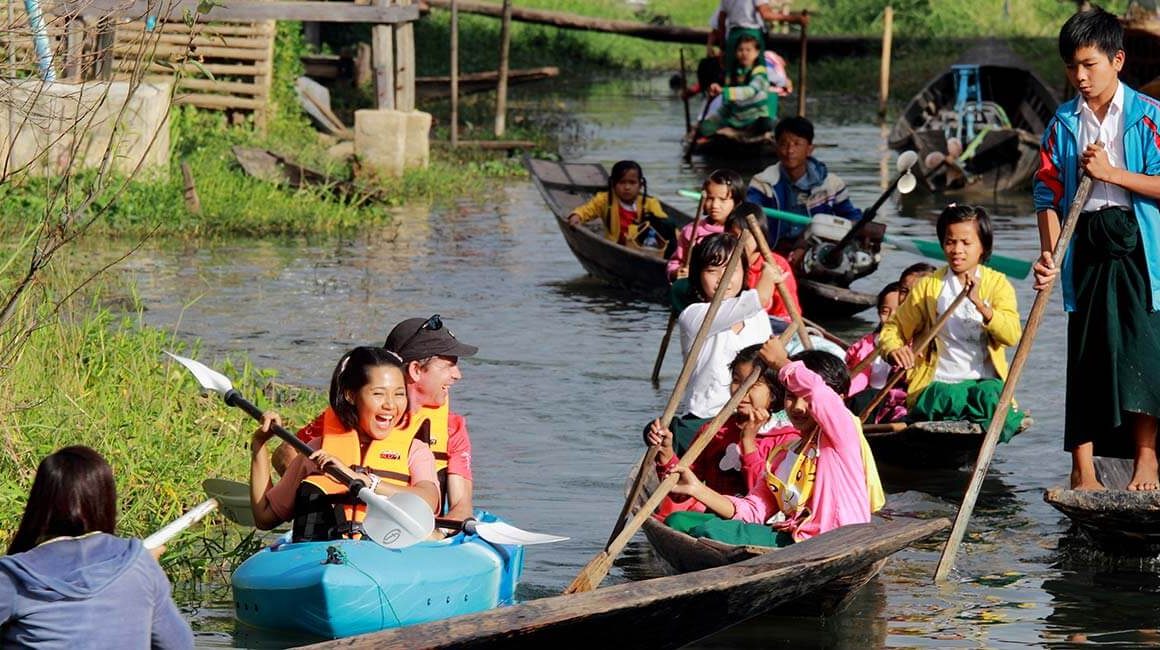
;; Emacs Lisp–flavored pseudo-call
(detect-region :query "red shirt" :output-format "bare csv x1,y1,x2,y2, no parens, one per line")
654,418,752,519
748,253,801,321
615,203,639,245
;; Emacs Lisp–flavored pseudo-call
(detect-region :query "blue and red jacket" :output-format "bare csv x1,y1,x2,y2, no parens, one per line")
1033,83,1160,312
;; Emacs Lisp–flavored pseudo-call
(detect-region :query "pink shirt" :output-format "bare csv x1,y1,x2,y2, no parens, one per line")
725,361,871,541
265,437,437,522
446,412,472,482
666,221,726,279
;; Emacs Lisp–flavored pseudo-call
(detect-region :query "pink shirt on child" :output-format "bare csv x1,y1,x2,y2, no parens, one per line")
666,221,726,279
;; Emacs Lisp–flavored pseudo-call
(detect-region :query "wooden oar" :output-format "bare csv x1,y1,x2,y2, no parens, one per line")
858,283,971,422
679,48,691,132
609,234,749,545
683,93,714,160
803,317,850,349
566,362,764,594
745,212,812,351
934,173,1095,582
861,422,908,434
651,191,705,384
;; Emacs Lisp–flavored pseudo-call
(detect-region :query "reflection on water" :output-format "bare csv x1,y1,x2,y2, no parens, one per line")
115,75,1160,647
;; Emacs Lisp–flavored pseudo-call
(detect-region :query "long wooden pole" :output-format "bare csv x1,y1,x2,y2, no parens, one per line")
679,48,691,132
877,5,893,119
450,0,459,147
797,9,808,117
935,174,1094,582
609,235,749,545
494,0,512,136
745,213,811,351
651,192,705,385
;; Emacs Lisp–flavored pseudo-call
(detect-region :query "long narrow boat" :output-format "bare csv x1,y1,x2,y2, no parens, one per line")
1044,457,1160,553
232,512,524,639
686,128,777,164
301,517,948,650
525,157,876,318
865,418,1034,470
888,63,1057,194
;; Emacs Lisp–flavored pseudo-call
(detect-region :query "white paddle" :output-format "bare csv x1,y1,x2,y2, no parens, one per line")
143,498,219,550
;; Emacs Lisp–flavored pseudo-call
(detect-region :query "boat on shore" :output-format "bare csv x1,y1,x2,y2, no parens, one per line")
1044,457,1160,554
525,157,876,319
864,418,1034,470
298,517,948,649
888,63,1057,194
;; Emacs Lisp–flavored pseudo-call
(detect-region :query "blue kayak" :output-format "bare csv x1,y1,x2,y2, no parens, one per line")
232,512,525,639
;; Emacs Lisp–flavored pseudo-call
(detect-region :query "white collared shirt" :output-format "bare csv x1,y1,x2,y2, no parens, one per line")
1076,81,1132,211
933,270,996,383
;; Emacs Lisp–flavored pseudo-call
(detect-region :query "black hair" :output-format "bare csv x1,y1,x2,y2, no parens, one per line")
9,446,117,554
877,281,903,311
771,350,851,404
936,204,993,263
774,115,815,143
736,33,760,51
725,202,768,243
703,168,745,205
1059,7,1124,62
898,262,937,283
329,346,406,432
688,232,750,303
731,344,780,389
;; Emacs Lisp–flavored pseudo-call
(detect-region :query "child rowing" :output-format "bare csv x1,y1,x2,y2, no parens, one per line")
670,232,779,455
697,35,773,140
668,169,745,280
663,338,884,546
250,347,440,540
879,205,1025,440
1034,8,1160,490
566,160,671,250
648,344,781,518
725,202,801,324
845,281,907,423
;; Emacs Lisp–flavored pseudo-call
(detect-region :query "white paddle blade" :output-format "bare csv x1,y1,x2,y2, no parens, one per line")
202,478,257,527
896,150,918,172
475,521,569,546
166,352,234,396
359,488,435,549
144,498,219,549
924,151,946,169
897,171,918,195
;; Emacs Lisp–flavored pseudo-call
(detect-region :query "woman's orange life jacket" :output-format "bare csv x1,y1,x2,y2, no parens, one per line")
403,402,451,514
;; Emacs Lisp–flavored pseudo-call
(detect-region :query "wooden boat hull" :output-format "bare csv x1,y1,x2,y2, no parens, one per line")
687,129,777,163
866,418,1034,470
525,157,874,317
1044,457,1160,553
888,64,1057,194
300,518,948,650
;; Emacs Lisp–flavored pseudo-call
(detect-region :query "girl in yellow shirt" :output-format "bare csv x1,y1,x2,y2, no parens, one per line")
566,160,670,249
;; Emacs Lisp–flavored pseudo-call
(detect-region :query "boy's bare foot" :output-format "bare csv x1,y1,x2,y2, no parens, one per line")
1127,453,1160,491
1070,443,1104,490
1069,467,1105,491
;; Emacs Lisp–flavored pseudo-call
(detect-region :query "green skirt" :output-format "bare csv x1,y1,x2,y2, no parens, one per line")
665,511,794,547
910,379,1025,443
672,413,710,457
1065,207,1160,458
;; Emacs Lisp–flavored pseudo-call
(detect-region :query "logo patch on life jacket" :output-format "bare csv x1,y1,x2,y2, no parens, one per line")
428,436,439,445
380,451,401,460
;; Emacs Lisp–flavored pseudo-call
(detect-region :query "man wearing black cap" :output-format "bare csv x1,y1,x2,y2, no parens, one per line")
384,315,478,522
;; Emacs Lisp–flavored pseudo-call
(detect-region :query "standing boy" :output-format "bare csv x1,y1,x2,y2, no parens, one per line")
1033,7,1160,491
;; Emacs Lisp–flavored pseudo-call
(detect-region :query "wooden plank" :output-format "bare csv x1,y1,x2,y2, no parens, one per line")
394,0,414,111
110,42,271,60
62,0,420,24
172,76,265,95
116,21,275,36
372,0,393,109
117,32,273,50
174,93,264,109
114,60,263,75
254,19,275,129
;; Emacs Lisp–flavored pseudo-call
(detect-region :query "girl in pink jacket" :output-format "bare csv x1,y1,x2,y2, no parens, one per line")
667,168,744,280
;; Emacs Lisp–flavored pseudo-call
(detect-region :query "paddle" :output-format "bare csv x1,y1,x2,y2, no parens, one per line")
202,478,566,546
166,352,436,549
652,190,705,385
565,361,765,594
744,212,811,351
143,498,219,551
934,173,1096,583
679,49,691,133
675,190,1034,279
821,150,918,268
857,282,971,422
683,90,715,161
610,234,749,545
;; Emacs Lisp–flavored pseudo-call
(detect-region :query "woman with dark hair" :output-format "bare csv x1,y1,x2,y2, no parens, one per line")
250,346,439,541
0,446,193,648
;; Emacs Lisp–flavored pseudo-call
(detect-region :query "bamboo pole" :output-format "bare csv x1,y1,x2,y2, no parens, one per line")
797,10,808,117
877,5,893,118
450,0,459,147
494,0,512,136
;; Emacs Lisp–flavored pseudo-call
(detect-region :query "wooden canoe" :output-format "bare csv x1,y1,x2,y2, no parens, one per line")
524,157,876,318
887,63,1057,194
865,418,1034,470
300,517,948,650
1044,457,1160,553
686,127,777,163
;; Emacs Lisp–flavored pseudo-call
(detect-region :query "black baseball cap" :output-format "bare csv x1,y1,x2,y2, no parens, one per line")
384,315,478,363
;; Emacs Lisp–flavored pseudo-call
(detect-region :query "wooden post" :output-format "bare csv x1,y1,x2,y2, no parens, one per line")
395,0,415,111
877,6,893,119
64,17,83,80
181,162,202,215
372,0,395,109
96,18,115,81
797,10,808,117
450,0,459,147
494,0,512,136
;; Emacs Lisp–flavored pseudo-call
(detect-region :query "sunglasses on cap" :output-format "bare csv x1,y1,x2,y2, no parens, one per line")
397,314,442,352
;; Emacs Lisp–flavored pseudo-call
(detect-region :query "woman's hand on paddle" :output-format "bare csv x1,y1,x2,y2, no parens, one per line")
759,335,790,370
1033,251,1058,291
888,346,916,370
647,418,676,464
252,411,282,448
666,465,704,497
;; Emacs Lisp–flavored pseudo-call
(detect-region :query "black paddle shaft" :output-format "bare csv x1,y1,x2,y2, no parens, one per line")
223,389,367,495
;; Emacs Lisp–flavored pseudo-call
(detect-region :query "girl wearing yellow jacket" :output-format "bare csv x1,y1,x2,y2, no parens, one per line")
567,160,671,250
878,205,1026,442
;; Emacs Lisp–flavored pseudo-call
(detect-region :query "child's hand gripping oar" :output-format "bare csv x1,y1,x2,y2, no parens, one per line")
744,212,812,351
652,191,705,385
858,282,972,422
565,354,766,594
934,172,1096,583
611,232,749,545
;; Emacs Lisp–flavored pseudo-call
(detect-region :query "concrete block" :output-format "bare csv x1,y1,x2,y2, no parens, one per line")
403,111,431,170
354,108,405,178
